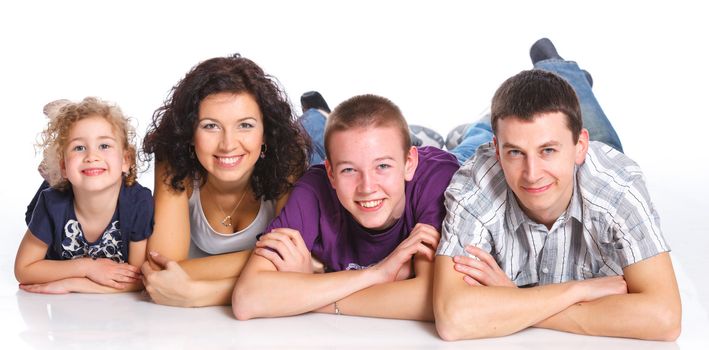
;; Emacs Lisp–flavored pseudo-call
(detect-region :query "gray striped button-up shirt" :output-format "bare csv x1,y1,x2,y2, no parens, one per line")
437,141,668,287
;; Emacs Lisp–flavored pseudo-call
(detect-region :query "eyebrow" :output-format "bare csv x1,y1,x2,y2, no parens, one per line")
501,140,562,149
68,135,117,143
198,116,259,123
333,156,396,168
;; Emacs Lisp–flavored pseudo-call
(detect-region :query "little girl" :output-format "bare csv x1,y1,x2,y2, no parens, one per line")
15,97,153,294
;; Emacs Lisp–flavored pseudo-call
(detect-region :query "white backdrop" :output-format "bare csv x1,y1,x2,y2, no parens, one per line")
0,0,707,287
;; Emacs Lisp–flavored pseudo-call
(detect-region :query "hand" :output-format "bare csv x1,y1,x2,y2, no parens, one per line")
84,258,141,289
254,228,314,273
453,245,515,287
574,275,628,302
141,251,196,307
371,223,440,283
20,280,71,294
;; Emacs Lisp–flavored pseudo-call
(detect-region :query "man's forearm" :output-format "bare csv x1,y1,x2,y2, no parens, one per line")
535,285,681,340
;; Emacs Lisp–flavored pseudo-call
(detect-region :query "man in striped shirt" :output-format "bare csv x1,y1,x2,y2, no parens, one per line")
433,39,681,341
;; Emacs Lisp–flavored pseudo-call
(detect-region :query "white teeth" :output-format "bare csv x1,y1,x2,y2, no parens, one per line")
359,200,382,208
217,156,240,165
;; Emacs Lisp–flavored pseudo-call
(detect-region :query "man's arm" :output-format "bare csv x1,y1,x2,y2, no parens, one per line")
535,252,681,341
432,255,627,341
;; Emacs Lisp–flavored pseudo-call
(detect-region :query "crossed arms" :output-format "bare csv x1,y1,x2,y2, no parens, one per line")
433,246,681,341
232,224,439,321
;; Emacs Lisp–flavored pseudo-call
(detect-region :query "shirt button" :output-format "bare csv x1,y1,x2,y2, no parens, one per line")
542,267,550,274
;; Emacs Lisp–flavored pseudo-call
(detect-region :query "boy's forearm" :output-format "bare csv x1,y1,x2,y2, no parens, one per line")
322,257,434,321
183,278,237,307
233,264,384,320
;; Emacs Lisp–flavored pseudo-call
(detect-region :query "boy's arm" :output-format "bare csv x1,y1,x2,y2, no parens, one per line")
15,230,140,287
315,252,434,321
432,255,627,341
232,225,436,320
535,252,681,341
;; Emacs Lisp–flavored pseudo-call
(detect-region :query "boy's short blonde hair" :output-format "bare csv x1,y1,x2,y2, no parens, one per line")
324,94,411,160
38,97,138,190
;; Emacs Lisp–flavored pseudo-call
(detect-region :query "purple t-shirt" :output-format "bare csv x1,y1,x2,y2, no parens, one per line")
266,146,459,272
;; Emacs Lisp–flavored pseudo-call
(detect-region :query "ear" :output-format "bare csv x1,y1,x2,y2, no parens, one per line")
324,159,336,189
493,136,500,161
60,157,67,179
574,129,590,165
403,146,419,181
122,150,131,173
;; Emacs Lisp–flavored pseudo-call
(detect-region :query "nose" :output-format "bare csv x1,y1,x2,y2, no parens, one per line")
219,129,238,152
357,170,376,194
84,147,100,163
523,155,542,184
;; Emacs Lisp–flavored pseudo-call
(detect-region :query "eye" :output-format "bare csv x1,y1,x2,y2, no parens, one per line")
507,149,522,157
340,167,355,174
99,143,112,150
376,163,392,170
238,122,255,129
542,147,556,155
72,145,86,152
200,122,220,130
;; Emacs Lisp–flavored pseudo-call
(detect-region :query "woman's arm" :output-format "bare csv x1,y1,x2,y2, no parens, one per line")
147,162,192,265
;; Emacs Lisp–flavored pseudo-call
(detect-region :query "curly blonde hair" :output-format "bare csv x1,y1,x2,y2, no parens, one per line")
38,97,138,191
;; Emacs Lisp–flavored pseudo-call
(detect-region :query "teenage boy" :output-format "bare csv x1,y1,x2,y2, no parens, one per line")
232,94,460,320
433,40,681,341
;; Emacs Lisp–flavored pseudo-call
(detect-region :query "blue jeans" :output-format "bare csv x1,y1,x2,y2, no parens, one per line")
298,108,327,165
449,122,493,164
451,58,624,164
534,59,623,152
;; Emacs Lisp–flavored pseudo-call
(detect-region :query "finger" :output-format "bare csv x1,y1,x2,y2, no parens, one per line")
463,275,482,286
258,237,295,261
273,228,308,251
465,245,497,269
253,247,285,270
141,261,157,277
148,251,171,268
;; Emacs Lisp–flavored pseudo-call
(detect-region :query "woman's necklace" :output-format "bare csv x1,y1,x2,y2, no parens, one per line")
209,185,248,228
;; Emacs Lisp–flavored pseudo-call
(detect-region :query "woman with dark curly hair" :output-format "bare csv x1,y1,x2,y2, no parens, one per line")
140,54,312,307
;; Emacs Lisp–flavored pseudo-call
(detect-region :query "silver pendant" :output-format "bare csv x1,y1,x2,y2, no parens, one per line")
221,215,232,227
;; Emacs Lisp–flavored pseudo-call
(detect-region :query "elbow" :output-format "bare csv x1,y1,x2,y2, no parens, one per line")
231,280,257,321
653,307,682,341
434,298,480,341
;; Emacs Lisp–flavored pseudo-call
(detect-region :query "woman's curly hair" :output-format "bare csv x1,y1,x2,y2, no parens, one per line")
142,54,311,200
38,97,138,191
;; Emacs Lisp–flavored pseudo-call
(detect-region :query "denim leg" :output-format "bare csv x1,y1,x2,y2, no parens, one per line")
533,59,623,152
298,108,327,165
449,122,493,164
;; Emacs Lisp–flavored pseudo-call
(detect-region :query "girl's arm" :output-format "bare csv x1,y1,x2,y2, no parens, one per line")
20,277,143,294
146,162,191,266
15,230,140,287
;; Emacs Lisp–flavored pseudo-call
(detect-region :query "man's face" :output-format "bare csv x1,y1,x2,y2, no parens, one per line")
325,125,418,231
495,112,588,226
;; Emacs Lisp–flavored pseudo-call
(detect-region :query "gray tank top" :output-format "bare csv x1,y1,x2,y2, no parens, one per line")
188,184,276,257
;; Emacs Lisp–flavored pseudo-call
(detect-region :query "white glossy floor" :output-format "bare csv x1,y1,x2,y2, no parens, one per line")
1,1,708,349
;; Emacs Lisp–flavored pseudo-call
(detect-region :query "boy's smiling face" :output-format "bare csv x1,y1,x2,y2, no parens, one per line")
325,125,418,231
